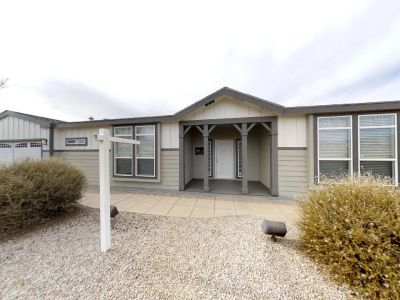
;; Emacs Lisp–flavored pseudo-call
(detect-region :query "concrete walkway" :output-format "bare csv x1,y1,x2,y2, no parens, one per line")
80,188,299,225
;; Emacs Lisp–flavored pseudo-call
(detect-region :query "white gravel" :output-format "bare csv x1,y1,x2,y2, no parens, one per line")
0,208,352,299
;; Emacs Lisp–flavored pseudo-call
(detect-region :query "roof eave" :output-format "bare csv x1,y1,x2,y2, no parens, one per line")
54,115,177,128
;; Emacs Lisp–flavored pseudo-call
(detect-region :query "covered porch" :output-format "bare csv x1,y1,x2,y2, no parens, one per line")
179,116,278,196
185,179,271,195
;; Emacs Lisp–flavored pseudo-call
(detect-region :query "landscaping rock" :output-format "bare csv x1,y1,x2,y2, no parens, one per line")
0,208,352,299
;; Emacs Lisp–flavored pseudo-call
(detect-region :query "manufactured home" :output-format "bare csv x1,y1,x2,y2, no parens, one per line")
1,87,399,198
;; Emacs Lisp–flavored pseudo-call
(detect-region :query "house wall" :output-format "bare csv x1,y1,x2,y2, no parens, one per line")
53,150,99,185
0,116,50,150
277,115,307,148
278,149,309,198
161,122,179,149
53,126,106,150
54,149,179,189
182,96,275,121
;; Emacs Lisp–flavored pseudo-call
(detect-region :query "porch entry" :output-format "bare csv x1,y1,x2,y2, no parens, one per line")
179,117,279,196
214,139,234,179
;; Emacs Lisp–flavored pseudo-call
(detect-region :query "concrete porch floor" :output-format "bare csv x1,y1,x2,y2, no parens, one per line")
185,179,271,195
80,187,299,225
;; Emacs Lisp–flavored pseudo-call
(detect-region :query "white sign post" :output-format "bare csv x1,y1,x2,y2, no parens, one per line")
97,128,139,252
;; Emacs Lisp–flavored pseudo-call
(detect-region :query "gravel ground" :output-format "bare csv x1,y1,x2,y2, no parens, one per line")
0,208,352,299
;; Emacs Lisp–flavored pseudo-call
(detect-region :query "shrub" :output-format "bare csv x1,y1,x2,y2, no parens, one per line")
299,175,400,299
0,159,87,232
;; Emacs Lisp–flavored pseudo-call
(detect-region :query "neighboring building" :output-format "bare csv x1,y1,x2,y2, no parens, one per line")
1,87,399,198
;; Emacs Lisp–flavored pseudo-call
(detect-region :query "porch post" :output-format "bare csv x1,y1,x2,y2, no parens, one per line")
179,124,185,191
203,124,210,191
241,123,248,194
270,120,279,196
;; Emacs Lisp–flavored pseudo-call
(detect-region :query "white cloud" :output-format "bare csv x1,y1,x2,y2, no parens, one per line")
0,0,399,121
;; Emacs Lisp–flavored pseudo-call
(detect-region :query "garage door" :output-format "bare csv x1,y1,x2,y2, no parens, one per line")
0,141,42,164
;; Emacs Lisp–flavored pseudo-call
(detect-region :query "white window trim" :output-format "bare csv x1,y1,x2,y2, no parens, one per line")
113,126,133,176
317,115,353,183
135,125,156,177
358,113,398,185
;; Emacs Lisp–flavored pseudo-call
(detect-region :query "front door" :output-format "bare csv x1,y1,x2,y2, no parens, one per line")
215,139,234,179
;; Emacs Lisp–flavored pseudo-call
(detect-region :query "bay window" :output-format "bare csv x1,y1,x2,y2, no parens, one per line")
317,116,352,181
114,126,133,176
135,125,156,177
359,114,397,183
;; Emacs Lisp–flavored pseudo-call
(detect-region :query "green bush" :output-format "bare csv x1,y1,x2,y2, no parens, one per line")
0,159,87,232
299,175,400,299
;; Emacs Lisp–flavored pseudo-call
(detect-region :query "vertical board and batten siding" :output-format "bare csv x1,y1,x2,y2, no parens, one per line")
53,127,107,150
0,116,50,150
278,149,309,197
278,115,307,148
161,122,179,149
181,96,275,120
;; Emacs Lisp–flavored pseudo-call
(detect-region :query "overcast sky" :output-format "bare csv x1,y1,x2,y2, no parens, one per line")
1,0,400,121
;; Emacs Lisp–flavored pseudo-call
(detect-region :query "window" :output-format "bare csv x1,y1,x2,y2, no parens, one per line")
65,138,87,146
317,116,352,181
30,142,42,148
236,139,242,178
135,125,155,177
15,142,28,148
359,114,397,183
114,126,133,176
0,143,12,148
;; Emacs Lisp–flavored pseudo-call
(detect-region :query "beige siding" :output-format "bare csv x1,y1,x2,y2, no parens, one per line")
112,150,179,190
278,149,308,197
54,126,109,150
0,116,50,150
54,149,179,190
278,115,307,148
161,122,179,149
53,151,99,185
182,96,275,121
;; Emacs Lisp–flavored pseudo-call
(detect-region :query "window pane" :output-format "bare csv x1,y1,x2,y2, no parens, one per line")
136,135,154,157
137,159,154,176
339,116,350,127
318,118,330,128
319,161,349,179
360,114,395,127
115,143,132,157
116,158,132,175
382,115,395,126
319,129,351,158
114,127,132,136
136,126,155,135
359,115,371,127
360,161,394,179
360,128,395,159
